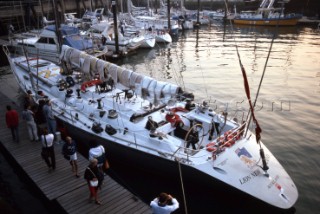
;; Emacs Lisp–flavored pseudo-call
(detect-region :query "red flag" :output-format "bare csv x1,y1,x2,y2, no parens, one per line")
240,64,262,143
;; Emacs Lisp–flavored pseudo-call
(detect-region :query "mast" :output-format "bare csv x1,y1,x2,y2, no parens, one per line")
267,0,275,9
111,0,119,55
224,0,229,20
167,0,171,34
155,0,158,14
22,46,36,92
195,0,200,27
120,0,123,13
52,0,63,53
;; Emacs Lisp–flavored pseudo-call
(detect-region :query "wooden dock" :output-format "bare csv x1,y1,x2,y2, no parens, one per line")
0,78,151,214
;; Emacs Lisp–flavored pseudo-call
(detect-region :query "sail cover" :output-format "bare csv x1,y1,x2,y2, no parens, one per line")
61,46,182,105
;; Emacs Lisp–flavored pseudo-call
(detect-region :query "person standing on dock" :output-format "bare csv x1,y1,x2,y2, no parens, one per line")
62,136,80,178
5,105,19,143
22,104,39,142
42,99,57,139
150,192,179,214
84,158,103,205
24,90,36,108
40,127,56,170
34,99,47,134
88,140,109,174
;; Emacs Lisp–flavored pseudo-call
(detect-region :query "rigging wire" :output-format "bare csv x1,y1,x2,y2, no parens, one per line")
177,158,188,214
224,0,276,172
244,14,280,137
199,63,209,100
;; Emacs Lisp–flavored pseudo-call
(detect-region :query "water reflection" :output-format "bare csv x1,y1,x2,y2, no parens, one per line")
115,24,320,214
234,24,301,37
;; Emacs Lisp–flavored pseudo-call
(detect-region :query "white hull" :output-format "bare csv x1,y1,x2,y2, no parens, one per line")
140,34,156,48
3,45,298,210
155,33,172,43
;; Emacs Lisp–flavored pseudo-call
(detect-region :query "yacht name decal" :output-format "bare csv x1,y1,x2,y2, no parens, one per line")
239,169,261,185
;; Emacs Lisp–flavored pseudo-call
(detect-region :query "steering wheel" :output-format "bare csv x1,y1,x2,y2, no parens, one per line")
184,123,204,151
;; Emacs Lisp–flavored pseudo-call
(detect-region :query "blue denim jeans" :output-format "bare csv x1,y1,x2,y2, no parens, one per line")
47,119,57,136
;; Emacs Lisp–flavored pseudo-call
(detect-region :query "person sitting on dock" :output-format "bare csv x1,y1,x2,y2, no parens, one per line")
150,192,179,214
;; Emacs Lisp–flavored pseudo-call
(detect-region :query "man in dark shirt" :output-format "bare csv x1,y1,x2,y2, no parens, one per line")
145,116,159,131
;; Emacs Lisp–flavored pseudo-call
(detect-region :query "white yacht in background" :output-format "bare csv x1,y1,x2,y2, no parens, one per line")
85,22,144,54
10,25,108,63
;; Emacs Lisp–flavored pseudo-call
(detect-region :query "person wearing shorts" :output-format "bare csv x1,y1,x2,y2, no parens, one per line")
63,136,79,177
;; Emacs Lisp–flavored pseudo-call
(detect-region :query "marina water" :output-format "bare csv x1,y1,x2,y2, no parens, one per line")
113,23,320,213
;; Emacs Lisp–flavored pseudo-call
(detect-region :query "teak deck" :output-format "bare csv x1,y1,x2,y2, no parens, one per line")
0,91,151,214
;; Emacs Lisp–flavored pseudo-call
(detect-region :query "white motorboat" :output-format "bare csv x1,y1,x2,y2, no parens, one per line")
127,0,179,35
203,10,230,22
122,25,156,49
120,13,172,43
3,44,298,212
10,24,108,63
85,22,144,54
139,32,156,48
129,15,175,43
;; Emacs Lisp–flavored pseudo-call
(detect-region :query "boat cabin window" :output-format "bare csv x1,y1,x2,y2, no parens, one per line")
38,37,56,45
48,38,56,44
38,37,47,43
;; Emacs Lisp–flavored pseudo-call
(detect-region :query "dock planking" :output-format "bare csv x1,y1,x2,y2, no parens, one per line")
0,89,151,214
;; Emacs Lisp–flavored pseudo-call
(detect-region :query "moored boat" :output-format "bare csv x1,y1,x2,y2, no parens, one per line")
3,44,298,212
233,0,302,26
10,24,108,63
85,22,144,55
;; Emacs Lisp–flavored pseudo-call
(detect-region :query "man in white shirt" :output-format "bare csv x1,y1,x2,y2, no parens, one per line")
150,192,179,214
41,127,55,170
88,141,106,171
